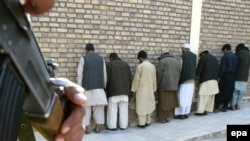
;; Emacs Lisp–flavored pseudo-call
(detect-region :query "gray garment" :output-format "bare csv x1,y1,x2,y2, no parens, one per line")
82,53,105,90
157,54,181,91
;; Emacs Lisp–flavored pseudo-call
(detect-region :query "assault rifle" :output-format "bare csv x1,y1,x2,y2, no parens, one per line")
0,0,70,140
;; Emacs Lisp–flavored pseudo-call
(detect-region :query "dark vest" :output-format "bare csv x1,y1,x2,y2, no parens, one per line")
180,51,197,83
82,53,104,90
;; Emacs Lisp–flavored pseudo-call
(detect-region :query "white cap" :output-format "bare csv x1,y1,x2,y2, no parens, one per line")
182,43,191,49
161,49,169,55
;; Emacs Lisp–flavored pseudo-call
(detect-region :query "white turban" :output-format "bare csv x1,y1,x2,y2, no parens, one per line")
182,43,191,49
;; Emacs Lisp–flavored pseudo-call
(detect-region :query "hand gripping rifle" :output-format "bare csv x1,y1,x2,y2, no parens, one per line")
0,0,70,140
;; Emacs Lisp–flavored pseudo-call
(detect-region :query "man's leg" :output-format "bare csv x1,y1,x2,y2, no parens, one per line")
185,82,195,117
236,90,245,110
214,93,222,110
83,106,92,133
166,110,173,121
93,105,105,132
157,92,167,122
215,75,227,111
146,114,151,125
223,88,234,111
137,115,146,127
107,99,118,129
175,85,185,119
196,95,206,114
165,91,178,119
174,107,185,119
222,73,235,111
230,88,239,110
118,101,128,129
206,95,215,112
177,83,195,118
157,109,167,122
185,106,191,117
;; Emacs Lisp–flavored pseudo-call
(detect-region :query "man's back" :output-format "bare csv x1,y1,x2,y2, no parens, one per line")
132,60,157,93
197,53,218,83
157,55,181,91
138,61,156,86
82,53,104,90
235,50,250,81
106,59,131,97
180,51,197,83
219,51,238,77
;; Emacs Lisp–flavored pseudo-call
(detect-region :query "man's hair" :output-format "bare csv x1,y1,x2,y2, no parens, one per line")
199,50,209,57
137,50,147,59
244,46,249,51
109,53,118,59
85,43,94,51
236,43,245,52
221,44,231,51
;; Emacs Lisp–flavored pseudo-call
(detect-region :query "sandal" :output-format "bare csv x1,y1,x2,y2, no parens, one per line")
94,128,100,133
85,126,90,134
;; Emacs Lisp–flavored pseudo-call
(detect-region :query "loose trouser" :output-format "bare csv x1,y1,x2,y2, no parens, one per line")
107,99,128,129
175,82,195,115
157,91,178,120
84,105,105,126
138,114,151,125
231,88,245,106
196,95,215,113
215,72,234,110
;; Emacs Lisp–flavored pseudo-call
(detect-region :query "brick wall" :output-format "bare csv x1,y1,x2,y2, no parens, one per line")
200,0,250,96
31,0,250,95
31,0,192,81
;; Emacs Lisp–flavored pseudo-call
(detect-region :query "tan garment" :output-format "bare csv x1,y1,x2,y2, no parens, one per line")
197,95,215,113
196,80,219,113
138,114,151,125
198,80,219,95
131,60,157,115
157,91,179,120
129,97,136,110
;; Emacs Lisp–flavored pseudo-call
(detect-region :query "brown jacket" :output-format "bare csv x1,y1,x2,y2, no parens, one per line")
106,58,132,97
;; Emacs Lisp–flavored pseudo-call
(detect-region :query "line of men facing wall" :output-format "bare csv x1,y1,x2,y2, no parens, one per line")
77,43,250,134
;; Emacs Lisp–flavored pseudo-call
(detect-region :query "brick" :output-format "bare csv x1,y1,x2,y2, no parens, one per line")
128,0,137,3
123,3,132,7
39,17,50,22
107,1,116,6
84,4,93,9
40,27,50,32
74,0,84,3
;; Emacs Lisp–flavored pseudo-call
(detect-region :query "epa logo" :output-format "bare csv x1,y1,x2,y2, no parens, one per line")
231,131,248,138
227,125,250,140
